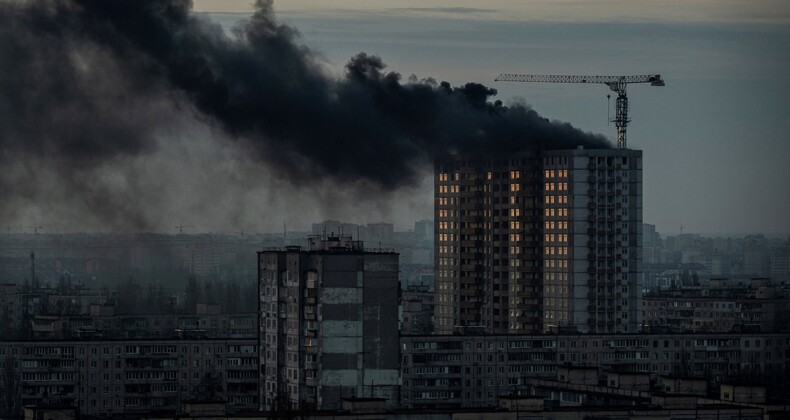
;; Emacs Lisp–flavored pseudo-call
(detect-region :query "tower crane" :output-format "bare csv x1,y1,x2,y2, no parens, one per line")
26,226,43,235
494,73,665,149
175,224,194,234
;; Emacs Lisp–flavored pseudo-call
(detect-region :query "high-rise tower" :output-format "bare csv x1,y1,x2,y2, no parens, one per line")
434,148,642,335
542,149,642,333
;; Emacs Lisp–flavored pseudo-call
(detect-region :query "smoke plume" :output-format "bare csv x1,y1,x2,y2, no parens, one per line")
0,0,609,232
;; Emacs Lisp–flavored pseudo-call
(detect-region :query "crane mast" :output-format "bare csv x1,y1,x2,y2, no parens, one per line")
495,73,664,149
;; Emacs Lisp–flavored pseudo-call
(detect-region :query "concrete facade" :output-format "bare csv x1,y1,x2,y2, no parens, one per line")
434,151,543,334
434,148,642,335
258,236,400,411
544,149,643,333
0,338,258,417
401,332,790,409
643,278,790,332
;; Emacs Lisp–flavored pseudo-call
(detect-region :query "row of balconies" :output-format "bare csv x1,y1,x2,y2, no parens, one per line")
587,202,623,209
587,214,624,222
587,176,624,183
587,267,624,274
588,189,623,196
588,163,624,170
587,227,625,235
587,292,623,300
587,240,624,247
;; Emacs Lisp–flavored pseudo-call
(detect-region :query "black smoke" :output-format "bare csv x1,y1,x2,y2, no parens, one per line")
0,0,609,230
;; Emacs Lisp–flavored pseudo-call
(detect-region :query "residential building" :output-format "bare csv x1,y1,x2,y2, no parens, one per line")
543,149,643,333
643,278,790,332
401,285,435,335
434,150,543,334
401,332,790,409
434,148,642,335
258,235,400,411
0,338,258,417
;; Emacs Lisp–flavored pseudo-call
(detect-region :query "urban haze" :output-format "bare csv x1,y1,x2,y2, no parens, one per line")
1,0,789,419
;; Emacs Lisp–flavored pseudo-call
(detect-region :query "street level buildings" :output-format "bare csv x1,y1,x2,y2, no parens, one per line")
258,235,400,411
401,332,790,409
643,278,790,332
435,148,642,335
0,338,258,417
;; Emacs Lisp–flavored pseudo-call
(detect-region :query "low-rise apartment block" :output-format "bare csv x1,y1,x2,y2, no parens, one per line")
0,338,258,417
643,278,790,332
401,332,790,409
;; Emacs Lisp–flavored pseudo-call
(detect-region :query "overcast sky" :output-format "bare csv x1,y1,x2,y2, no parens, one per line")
194,0,790,24
184,0,790,236
2,1,787,236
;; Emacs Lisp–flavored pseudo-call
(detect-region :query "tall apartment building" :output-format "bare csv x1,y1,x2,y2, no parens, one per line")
435,148,642,334
258,236,400,411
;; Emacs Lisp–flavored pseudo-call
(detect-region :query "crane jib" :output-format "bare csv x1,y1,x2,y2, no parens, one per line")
494,73,664,149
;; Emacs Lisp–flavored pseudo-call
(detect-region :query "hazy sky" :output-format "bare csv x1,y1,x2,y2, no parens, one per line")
189,0,790,235
2,1,788,235
194,0,790,24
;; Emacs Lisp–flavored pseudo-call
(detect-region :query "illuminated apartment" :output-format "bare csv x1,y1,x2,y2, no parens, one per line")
435,151,543,334
434,148,642,334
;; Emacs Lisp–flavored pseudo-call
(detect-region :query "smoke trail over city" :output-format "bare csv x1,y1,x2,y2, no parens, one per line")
0,0,610,232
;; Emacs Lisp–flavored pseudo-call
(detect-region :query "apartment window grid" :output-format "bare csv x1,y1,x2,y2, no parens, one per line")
543,162,571,328
587,155,633,332
436,170,459,332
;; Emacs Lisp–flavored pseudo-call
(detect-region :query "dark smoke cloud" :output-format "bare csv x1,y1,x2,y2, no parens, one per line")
0,0,609,231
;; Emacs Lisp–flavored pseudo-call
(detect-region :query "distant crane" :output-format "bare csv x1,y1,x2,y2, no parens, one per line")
494,73,665,149
175,224,194,234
